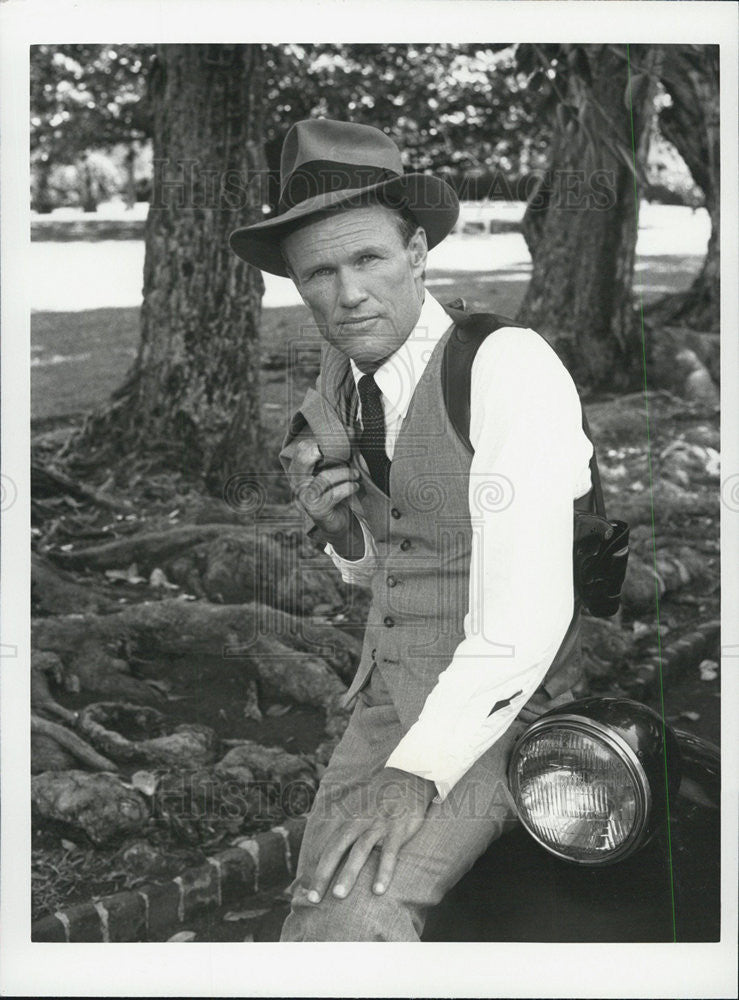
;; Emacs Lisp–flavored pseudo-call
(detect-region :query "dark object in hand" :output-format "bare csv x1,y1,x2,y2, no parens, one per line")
573,515,630,618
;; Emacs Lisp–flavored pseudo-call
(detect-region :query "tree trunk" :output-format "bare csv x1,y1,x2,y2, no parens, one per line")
79,153,99,213
517,45,659,391
124,144,137,209
64,44,268,496
647,45,719,332
33,156,55,214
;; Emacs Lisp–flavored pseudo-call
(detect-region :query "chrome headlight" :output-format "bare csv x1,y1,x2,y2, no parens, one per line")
508,698,681,865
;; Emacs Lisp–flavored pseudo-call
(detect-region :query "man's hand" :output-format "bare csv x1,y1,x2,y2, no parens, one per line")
307,767,437,903
287,438,361,541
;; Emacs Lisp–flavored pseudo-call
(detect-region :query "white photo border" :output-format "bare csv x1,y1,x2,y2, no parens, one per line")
2,1,737,996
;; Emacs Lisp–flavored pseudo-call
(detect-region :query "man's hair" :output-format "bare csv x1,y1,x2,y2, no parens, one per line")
280,191,423,276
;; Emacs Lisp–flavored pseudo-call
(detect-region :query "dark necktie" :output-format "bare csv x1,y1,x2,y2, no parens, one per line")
357,373,391,496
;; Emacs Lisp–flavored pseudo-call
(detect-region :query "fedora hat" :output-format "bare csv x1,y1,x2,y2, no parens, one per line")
228,118,459,277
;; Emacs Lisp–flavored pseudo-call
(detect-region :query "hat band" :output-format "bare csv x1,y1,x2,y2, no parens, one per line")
278,160,401,212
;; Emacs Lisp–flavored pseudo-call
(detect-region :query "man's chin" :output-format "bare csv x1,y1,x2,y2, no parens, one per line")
333,341,390,371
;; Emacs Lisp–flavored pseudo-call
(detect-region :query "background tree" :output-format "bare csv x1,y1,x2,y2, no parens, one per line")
30,44,153,212
647,44,719,331
515,43,662,391
261,43,551,204
63,44,268,495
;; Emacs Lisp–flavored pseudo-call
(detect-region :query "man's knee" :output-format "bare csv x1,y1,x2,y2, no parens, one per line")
280,859,424,942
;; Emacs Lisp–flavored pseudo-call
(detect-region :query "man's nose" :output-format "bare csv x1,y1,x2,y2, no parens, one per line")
336,267,368,308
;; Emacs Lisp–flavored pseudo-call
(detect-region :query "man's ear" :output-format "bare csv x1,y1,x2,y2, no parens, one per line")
282,257,309,306
408,227,428,277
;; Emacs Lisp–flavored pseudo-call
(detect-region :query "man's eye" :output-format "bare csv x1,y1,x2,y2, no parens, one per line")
358,254,378,264
310,267,332,279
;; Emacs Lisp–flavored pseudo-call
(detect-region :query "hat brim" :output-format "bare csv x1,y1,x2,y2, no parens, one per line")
228,173,459,278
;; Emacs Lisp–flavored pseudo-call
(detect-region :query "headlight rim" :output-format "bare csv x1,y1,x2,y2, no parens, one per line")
508,712,652,866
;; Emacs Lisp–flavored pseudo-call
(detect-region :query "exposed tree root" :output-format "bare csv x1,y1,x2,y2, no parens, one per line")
32,598,358,712
31,715,118,773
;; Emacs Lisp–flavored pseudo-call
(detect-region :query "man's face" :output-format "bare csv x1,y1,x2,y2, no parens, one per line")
282,203,428,373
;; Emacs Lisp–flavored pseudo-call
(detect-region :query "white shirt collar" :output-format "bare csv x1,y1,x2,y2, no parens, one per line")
349,292,453,419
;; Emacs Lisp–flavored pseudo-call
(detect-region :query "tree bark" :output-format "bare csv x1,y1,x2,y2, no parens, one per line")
32,156,55,214
124,144,137,209
79,152,99,213
517,44,659,391
65,44,268,495
647,45,719,332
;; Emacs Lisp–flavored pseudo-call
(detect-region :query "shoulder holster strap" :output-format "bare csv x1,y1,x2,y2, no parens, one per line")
440,299,606,519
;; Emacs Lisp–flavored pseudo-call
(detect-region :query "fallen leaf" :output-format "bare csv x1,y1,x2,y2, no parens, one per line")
61,839,77,852
312,603,334,616
131,770,158,796
105,563,146,584
223,908,270,922
243,933,254,942
149,567,179,590
144,678,172,696
698,659,719,681
242,678,262,721
167,930,196,942
679,710,700,722
704,447,720,477
265,704,291,717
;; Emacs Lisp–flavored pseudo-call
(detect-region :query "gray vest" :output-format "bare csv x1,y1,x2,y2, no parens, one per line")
333,321,584,730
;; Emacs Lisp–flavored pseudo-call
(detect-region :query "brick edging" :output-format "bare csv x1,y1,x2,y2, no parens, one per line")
32,816,306,942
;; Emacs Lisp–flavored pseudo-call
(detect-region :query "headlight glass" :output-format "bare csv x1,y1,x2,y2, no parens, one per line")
509,719,650,864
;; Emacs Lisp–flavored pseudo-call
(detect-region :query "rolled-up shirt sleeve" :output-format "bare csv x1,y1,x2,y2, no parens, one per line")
323,511,378,587
385,326,593,801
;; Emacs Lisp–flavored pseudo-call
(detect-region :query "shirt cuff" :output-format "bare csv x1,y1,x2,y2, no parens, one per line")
323,512,378,585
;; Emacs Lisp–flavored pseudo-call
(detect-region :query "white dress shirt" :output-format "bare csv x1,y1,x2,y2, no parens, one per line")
324,291,593,801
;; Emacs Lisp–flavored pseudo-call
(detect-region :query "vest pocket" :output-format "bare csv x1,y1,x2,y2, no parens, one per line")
339,659,376,711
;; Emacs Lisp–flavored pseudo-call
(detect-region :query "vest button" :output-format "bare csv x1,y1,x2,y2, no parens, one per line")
371,647,377,658
386,575,397,587
400,539,411,551
391,507,401,519
383,616,395,627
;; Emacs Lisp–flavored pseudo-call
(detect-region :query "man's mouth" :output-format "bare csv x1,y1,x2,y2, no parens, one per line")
339,316,379,327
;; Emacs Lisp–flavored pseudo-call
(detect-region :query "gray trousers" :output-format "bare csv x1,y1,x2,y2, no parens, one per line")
280,664,573,942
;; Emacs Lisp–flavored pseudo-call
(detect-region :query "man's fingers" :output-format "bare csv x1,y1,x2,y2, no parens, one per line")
332,828,382,898
372,836,403,896
309,824,369,901
296,477,358,516
311,464,359,491
290,462,357,498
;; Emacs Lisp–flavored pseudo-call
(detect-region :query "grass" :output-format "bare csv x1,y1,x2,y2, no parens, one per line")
31,254,702,425
32,307,141,422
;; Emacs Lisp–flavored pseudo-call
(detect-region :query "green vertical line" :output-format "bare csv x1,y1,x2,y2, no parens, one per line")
625,43,677,943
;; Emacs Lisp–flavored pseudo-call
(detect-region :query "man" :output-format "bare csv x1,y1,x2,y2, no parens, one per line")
229,118,594,941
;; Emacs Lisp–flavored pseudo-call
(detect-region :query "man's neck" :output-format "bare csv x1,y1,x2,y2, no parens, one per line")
352,290,425,376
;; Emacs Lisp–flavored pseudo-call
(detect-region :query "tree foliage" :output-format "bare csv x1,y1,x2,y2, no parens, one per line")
30,44,154,162
31,43,551,205
261,44,549,185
